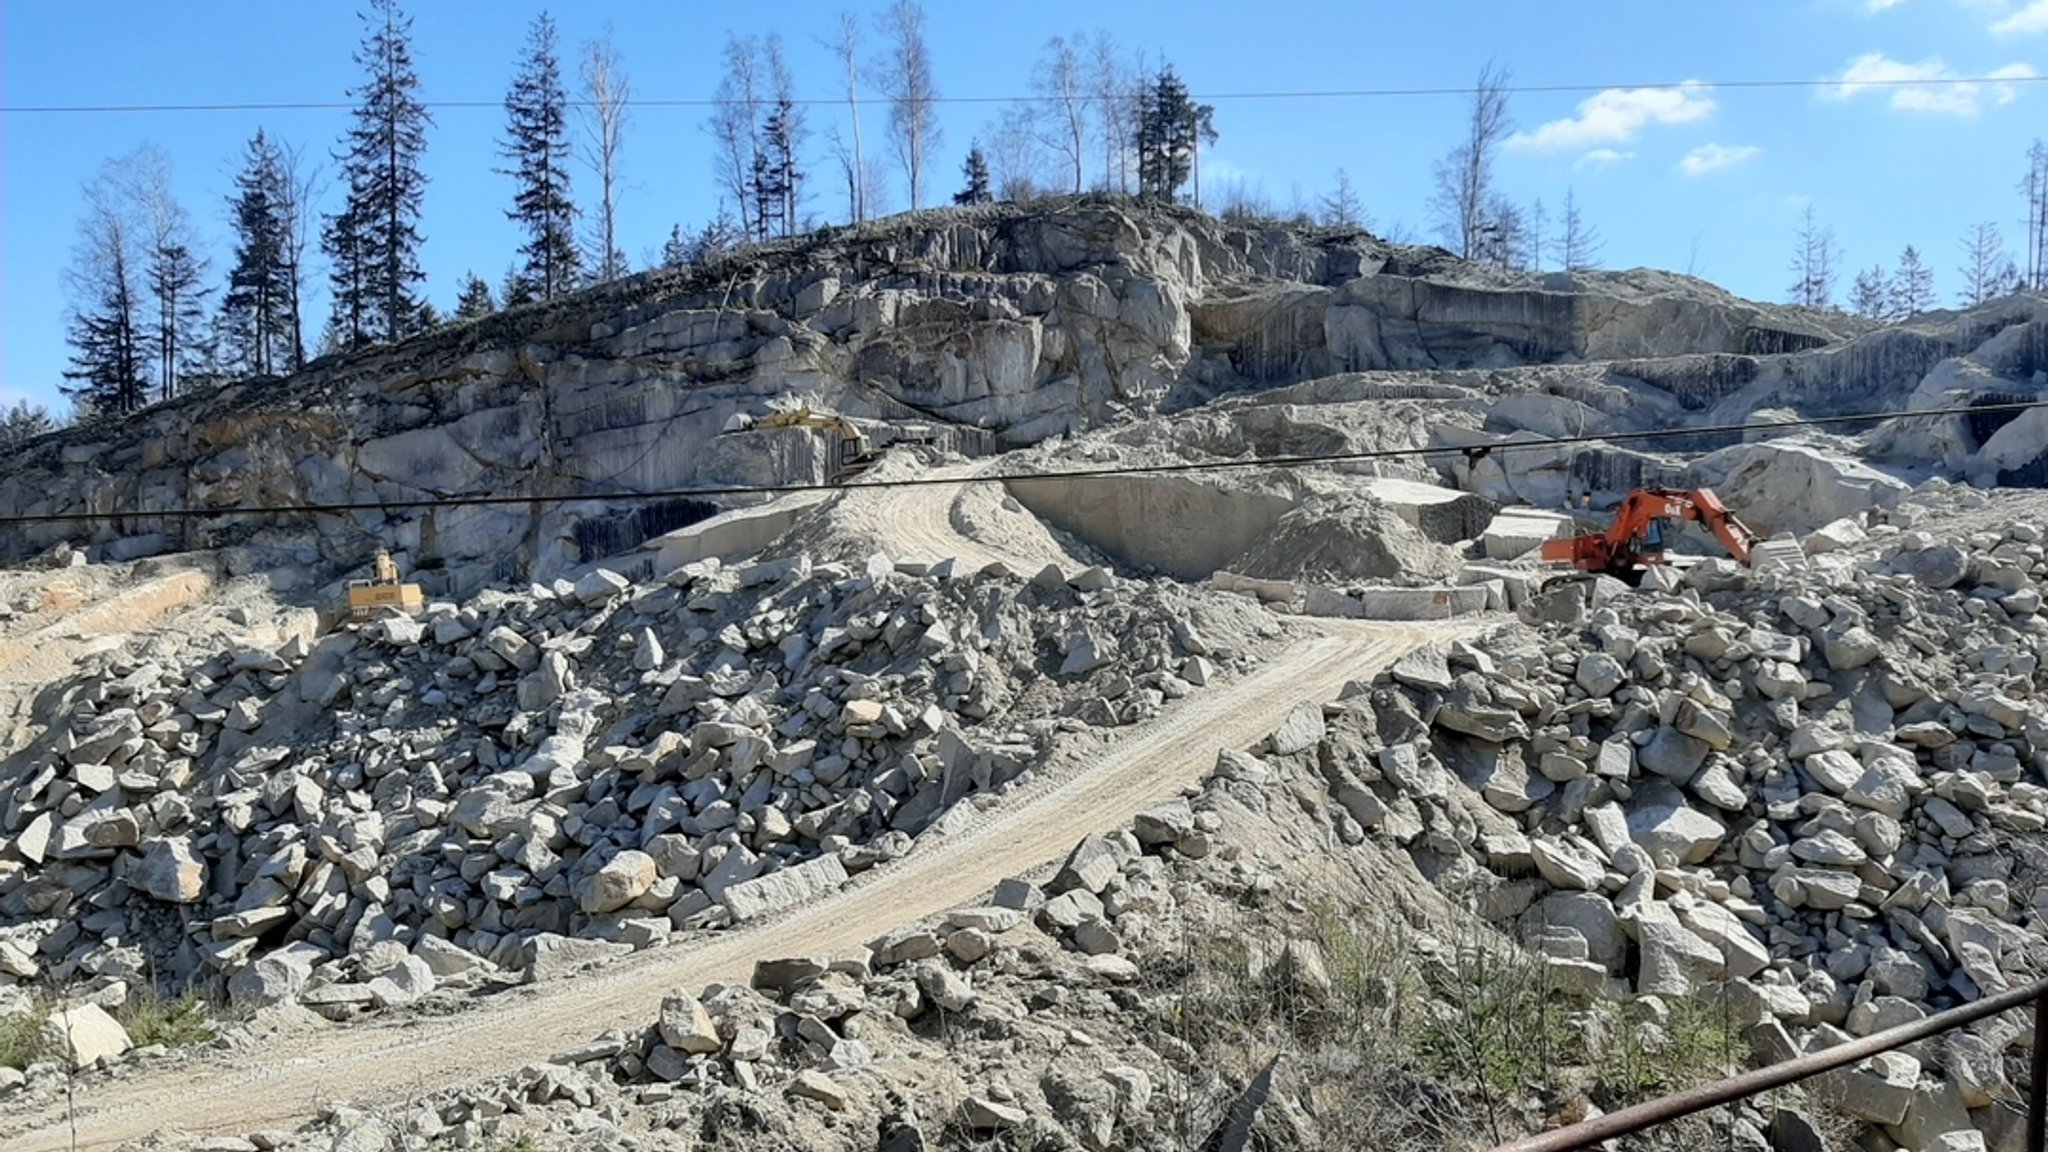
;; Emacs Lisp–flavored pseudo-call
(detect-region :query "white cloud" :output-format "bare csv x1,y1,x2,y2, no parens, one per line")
1867,0,1910,9
1679,143,1762,177
1508,82,1716,153
1574,148,1635,168
1825,53,2038,114
1993,0,2048,32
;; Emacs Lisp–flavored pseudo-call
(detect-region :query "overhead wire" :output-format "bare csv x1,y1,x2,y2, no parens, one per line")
2,398,2040,528
4,74,2044,115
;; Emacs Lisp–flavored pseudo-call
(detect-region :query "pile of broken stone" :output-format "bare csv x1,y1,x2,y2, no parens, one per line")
1301,504,2048,1150
0,547,1260,1085
182,802,1241,1152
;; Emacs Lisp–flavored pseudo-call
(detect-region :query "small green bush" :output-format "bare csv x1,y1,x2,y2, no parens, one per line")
114,988,215,1050
0,997,54,1070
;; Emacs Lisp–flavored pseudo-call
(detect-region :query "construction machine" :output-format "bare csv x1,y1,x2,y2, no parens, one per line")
1540,487,1760,579
728,404,879,481
344,549,425,620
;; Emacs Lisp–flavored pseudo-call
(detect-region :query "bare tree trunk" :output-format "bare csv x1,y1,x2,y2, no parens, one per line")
1430,63,1514,260
2025,140,2048,290
277,140,320,371
826,12,867,223
1031,34,1089,194
707,36,762,239
579,29,631,282
875,0,941,209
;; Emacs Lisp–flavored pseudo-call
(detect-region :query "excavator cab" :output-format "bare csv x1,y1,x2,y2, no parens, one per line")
1636,518,1666,556
345,549,425,620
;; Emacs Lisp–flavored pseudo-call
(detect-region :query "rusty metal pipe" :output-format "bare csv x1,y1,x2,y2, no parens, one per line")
1490,974,2048,1152
2028,990,2046,1152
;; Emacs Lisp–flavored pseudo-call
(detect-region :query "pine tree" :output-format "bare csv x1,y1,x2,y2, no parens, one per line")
328,0,432,345
1479,193,1526,270
1430,64,1514,261
118,145,209,403
1320,169,1366,228
706,36,764,241
222,130,295,376
682,205,743,264
954,145,992,204
63,176,152,417
1524,198,1547,272
1957,221,2011,307
762,35,804,237
500,12,579,301
454,272,496,319
500,262,535,310
147,240,209,401
1135,66,1209,202
660,224,690,268
323,193,372,351
1849,265,1889,320
1888,245,1935,318
1555,188,1603,271
2022,139,2048,291
0,399,57,448
1786,206,1841,310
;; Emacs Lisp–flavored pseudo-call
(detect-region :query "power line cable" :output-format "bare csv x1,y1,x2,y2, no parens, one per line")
2,398,2039,528
5,74,2042,114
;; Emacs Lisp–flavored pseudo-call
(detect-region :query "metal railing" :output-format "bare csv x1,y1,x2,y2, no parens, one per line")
1490,973,2048,1152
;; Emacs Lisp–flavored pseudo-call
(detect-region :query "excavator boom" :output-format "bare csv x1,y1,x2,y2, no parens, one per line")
1539,487,1759,578
730,403,878,481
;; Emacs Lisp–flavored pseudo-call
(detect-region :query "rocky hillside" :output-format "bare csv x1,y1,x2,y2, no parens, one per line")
6,197,2048,1152
10,196,2036,599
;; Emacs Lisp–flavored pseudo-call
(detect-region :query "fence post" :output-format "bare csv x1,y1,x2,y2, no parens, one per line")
2030,988,2047,1152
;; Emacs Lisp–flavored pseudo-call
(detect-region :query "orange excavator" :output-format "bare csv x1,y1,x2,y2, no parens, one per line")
1540,487,1759,579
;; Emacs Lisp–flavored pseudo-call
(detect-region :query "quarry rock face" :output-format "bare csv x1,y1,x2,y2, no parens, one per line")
7,198,2034,594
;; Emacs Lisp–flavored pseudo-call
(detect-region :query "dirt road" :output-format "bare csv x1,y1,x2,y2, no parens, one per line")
7,617,1463,1151
822,460,1084,575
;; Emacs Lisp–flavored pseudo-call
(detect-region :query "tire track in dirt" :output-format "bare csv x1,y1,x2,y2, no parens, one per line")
6,618,1471,1151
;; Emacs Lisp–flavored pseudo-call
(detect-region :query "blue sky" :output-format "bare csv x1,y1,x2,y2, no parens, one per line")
3,0,2045,418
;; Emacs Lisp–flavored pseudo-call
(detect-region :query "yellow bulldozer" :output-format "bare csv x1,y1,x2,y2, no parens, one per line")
727,403,879,481
345,549,425,620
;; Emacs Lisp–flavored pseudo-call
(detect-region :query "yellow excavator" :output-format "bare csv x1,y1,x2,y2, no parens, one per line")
345,549,425,620
730,404,878,481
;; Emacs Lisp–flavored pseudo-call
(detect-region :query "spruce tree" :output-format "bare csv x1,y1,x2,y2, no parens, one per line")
323,192,372,351
661,224,690,268
454,272,496,319
1849,265,1889,321
223,130,294,376
1785,207,1841,310
501,263,535,309
954,145,992,204
0,400,56,448
762,36,805,237
147,241,209,400
328,0,432,345
63,174,153,417
500,12,579,300
1555,188,1603,271
1135,67,1205,201
1888,246,1935,318
758,94,804,236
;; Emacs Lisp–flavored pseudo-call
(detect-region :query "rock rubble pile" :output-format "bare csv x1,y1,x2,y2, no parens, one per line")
1299,492,2048,1149
0,550,1271,1030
